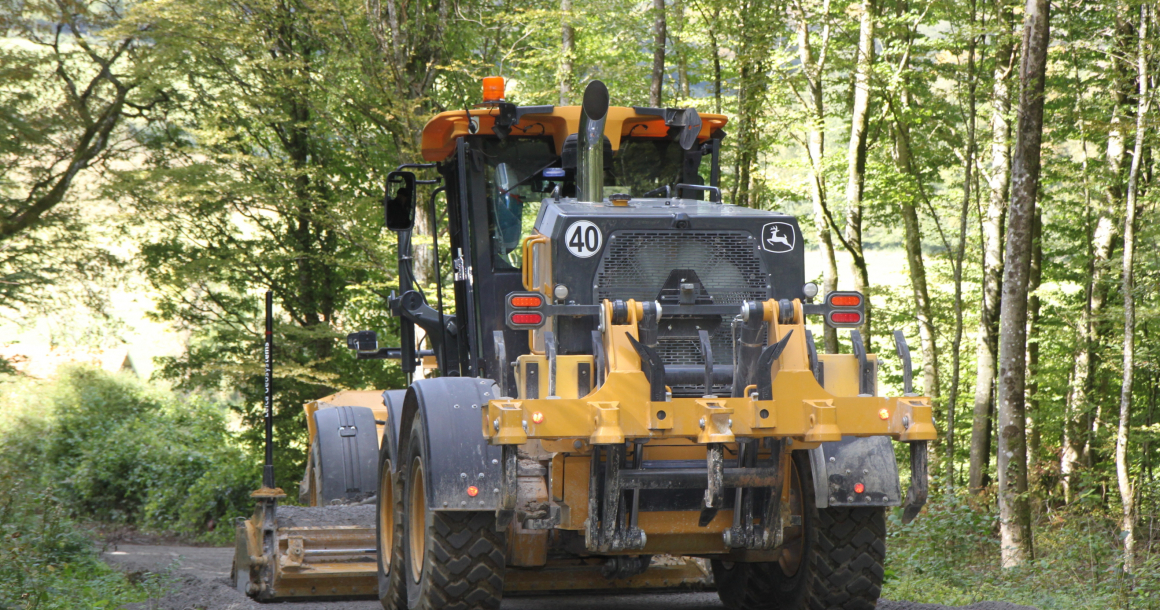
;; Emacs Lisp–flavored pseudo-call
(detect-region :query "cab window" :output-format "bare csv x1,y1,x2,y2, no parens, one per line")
609,137,704,197
481,137,557,270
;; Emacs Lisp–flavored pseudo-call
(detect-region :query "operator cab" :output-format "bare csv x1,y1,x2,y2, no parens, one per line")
366,78,821,398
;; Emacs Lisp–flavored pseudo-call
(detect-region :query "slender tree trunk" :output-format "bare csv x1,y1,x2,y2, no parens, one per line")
1027,209,1042,474
711,5,722,114
1061,51,1097,503
650,0,666,107
843,0,875,348
1064,12,1132,498
971,0,1015,496
949,0,979,489
560,0,574,105
673,0,689,100
888,2,939,401
997,0,1048,568
796,2,839,353
893,118,940,402
1118,1,1148,574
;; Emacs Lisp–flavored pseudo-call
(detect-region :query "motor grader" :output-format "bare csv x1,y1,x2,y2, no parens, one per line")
233,79,935,610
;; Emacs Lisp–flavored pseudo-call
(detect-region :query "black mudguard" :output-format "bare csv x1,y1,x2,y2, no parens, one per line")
380,389,407,474
312,406,379,503
808,436,902,508
398,377,504,512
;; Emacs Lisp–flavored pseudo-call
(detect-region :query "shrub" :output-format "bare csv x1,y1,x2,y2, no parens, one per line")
0,454,148,609
884,490,1160,609
1,367,257,543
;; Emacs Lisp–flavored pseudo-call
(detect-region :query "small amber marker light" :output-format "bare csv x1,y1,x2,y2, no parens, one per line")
511,295,543,308
878,408,889,420
830,294,862,307
854,483,865,494
531,412,544,424
482,76,505,102
467,486,479,497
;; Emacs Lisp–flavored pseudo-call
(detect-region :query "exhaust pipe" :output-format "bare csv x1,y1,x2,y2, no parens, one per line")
577,80,609,203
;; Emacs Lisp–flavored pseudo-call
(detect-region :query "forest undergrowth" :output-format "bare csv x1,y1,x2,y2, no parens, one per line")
0,368,254,609
886,491,1160,609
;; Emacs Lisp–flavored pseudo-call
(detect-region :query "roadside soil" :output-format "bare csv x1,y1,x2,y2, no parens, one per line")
101,544,1039,610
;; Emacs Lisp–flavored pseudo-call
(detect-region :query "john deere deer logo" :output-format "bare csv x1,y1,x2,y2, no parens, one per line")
761,222,795,253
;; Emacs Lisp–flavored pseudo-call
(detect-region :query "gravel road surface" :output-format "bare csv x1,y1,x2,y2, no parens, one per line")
102,544,1037,610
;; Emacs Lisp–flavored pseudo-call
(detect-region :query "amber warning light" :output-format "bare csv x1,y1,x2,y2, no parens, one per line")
483,76,505,102
510,295,543,308
506,291,548,328
829,294,862,307
821,291,865,328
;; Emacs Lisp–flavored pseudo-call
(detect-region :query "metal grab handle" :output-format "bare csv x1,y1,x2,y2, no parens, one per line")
675,183,722,202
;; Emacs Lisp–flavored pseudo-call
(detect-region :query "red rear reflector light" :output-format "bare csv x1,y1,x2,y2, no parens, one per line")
483,76,505,102
467,486,479,497
854,483,865,494
830,294,862,307
510,295,543,308
511,313,543,325
831,312,862,324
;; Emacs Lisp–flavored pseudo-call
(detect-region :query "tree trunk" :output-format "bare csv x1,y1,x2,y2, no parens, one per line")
971,0,1015,496
673,0,689,100
1027,209,1042,474
710,5,722,114
560,0,574,105
893,120,940,402
1063,11,1132,499
843,0,875,348
1117,0,1148,574
796,3,838,353
888,3,940,401
650,0,666,107
997,0,1048,568
949,0,979,489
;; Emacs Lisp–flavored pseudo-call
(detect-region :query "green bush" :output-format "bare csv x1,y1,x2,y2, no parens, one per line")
0,452,150,609
1,367,257,543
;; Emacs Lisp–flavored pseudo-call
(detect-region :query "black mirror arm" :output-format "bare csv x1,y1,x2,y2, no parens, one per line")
389,290,446,339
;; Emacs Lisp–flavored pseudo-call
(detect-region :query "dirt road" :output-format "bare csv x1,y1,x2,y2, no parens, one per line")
101,544,1037,610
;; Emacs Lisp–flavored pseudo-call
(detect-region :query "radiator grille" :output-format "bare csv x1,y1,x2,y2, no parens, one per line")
594,230,770,393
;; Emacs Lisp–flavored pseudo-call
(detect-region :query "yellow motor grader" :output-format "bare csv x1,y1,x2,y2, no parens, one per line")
233,79,935,610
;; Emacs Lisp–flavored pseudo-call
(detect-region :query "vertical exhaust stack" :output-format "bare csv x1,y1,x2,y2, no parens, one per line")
577,80,609,203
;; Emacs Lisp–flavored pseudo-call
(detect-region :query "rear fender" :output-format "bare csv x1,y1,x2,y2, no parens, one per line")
380,389,407,473
398,378,504,511
809,436,901,508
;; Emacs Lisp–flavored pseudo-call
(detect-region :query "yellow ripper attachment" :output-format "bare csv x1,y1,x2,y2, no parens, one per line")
484,298,937,447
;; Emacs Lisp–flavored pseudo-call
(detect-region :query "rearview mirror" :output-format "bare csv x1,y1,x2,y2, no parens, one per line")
384,171,417,231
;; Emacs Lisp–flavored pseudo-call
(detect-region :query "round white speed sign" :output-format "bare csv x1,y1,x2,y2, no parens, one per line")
564,221,603,258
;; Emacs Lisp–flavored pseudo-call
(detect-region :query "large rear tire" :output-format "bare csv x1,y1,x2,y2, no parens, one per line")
712,451,886,610
377,442,406,609
401,415,505,610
